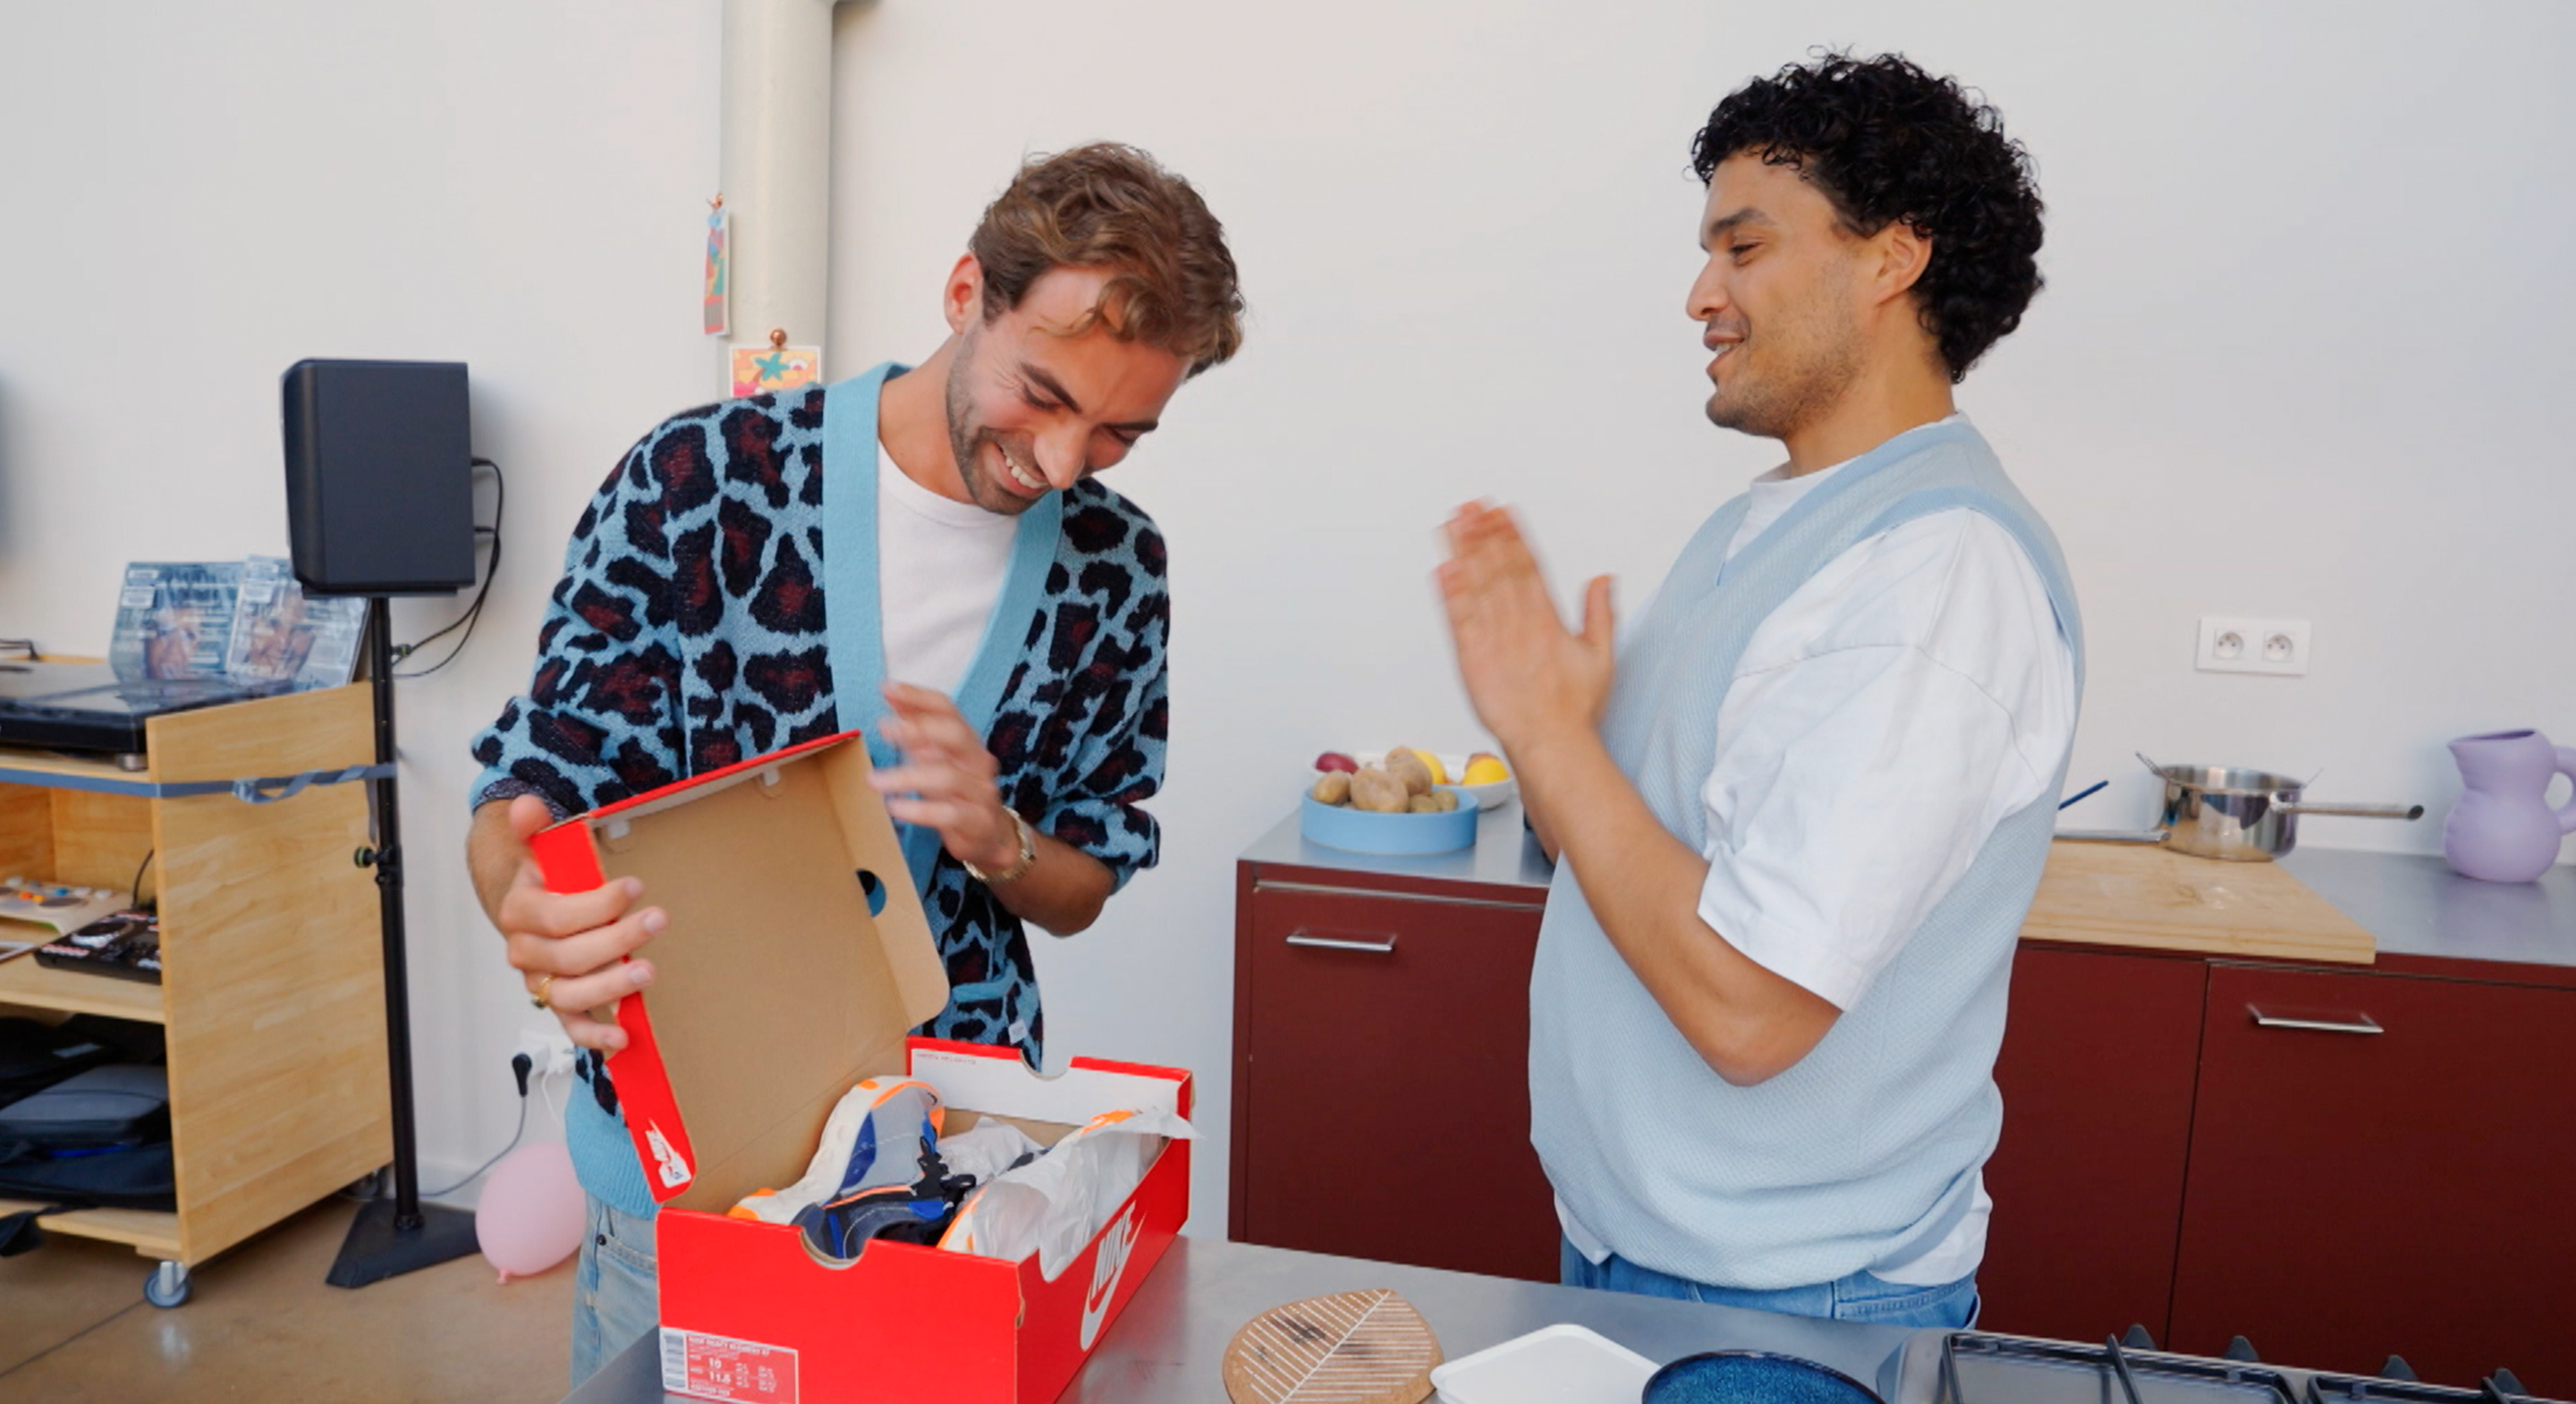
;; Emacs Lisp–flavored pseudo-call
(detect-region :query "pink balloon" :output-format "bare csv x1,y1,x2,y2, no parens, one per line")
475,1141,587,1281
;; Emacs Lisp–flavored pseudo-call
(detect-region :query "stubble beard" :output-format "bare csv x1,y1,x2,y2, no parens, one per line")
1703,276,1866,444
942,329,1034,518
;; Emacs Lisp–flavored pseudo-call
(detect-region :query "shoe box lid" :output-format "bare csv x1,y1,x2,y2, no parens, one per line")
529,732,951,1214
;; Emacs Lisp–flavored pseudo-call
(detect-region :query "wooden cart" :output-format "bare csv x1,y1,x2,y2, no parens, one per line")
0,681,389,1306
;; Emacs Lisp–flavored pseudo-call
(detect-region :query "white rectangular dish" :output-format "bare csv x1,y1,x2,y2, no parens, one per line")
1428,1324,1659,1404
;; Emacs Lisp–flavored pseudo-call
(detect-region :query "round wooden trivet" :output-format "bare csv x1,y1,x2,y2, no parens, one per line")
1221,1288,1443,1404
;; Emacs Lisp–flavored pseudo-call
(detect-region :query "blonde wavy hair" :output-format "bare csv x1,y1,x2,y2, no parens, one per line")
968,143,1245,376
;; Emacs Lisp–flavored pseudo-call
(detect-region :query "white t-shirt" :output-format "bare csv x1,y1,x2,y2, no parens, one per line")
1559,415,2077,1287
877,441,1017,695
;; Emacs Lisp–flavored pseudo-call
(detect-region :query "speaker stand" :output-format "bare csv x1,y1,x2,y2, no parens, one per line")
327,597,479,1287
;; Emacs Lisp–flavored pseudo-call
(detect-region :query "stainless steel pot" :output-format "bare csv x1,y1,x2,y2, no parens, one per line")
2060,755,2424,861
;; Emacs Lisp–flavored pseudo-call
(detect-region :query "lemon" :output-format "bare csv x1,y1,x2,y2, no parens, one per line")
1462,756,1510,785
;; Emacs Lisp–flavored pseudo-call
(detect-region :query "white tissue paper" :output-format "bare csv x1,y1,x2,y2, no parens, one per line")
936,1120,1045,1185
939,1108,1195,1278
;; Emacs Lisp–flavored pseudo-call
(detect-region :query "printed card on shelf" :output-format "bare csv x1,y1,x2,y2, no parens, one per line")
225,556,364,689
109,562,242,682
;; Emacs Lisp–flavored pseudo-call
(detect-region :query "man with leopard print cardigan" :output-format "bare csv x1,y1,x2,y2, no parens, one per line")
465,144,1241,1385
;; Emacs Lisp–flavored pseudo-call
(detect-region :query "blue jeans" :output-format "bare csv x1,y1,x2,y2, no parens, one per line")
1561,1236,1979,1329
570,1194,661,1389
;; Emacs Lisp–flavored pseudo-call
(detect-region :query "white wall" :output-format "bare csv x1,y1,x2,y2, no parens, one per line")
3,2,2569,1227
0,0,726,1193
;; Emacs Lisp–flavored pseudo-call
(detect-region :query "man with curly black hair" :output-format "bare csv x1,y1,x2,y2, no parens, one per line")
1438,53,2080,1327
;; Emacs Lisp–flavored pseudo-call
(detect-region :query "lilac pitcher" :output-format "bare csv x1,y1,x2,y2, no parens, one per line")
2443,730,2576,883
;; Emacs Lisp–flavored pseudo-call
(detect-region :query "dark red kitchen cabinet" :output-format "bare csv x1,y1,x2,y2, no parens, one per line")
2169,964,2576,1391
1980,945,2207,1346
1230,868,1557,1281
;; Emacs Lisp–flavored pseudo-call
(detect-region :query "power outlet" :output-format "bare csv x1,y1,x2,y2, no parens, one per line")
2197,616,2310,676
514,1024,577,1080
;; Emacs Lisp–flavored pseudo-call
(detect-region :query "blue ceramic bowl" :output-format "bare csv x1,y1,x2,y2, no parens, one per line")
1300,786,1478,855
1643,1351,1886,1404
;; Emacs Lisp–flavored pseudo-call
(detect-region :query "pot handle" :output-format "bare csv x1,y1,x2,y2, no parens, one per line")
2555,748,2576,835
2055,828,2171,844
2275,800,2425,821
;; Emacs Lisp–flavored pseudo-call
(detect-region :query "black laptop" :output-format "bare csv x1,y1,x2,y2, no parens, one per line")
0,661,284,765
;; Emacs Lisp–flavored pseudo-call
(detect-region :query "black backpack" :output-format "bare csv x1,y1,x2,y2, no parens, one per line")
0,1063,178,1256
0,1064,172,1150
0,1017,118,1108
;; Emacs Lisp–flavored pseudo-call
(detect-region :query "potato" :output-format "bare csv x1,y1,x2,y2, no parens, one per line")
1383,749,1434,797
1350,766,1411,813
1431,789,1460,812
1309,772,1352,806
1394,747,1449,784
1407,794,1443,814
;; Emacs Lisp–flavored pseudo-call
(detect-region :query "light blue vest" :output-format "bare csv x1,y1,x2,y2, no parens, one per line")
1530,419,2085,1290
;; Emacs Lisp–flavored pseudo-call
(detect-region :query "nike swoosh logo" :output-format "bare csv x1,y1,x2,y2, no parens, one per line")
1080,1209,1142,1349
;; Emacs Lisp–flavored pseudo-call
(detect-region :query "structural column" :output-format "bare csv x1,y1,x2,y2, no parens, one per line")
721,0,840,367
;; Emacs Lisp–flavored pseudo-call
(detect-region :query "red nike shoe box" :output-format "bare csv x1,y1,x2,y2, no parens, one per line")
529,732,1192,1404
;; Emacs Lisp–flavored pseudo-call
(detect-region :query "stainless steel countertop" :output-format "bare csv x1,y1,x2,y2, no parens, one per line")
562,1235,1919,1403
2278,848,2576,970
1238,797,1555,892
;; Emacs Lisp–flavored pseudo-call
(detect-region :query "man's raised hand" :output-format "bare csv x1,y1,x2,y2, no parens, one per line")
1436,501,1616,757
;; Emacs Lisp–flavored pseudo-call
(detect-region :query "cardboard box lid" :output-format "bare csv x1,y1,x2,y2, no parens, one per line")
531,733,952,1213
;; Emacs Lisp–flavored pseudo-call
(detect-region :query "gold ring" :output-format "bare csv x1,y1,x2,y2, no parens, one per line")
530,973,557,1011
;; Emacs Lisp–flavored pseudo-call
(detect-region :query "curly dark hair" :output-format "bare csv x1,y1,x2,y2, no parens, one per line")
1691,53,2044,383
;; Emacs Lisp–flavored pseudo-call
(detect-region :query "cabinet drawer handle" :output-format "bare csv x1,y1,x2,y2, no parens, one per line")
1253,878,1546,912
1284,930,1399,954
2248,1005,2383,1036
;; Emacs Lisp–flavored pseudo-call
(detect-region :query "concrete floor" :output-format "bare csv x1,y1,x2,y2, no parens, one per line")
0,1197,573,1403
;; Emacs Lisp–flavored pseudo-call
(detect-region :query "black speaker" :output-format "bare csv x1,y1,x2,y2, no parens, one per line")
280,359,475,596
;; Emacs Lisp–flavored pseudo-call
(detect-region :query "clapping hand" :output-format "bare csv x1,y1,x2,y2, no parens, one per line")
1435,501,1615,757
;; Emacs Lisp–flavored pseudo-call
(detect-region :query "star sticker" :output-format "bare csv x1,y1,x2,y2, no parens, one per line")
753,350,792,383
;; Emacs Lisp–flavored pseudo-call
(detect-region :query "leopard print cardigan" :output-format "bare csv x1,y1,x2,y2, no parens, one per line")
470,380,1169,1196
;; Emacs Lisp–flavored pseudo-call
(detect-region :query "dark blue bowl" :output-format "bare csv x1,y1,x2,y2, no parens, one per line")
1643,1350,1886,1404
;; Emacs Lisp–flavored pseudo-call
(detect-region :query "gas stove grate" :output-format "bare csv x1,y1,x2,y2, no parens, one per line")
2307,1369,2557,1404
1937,1332,2299,1404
